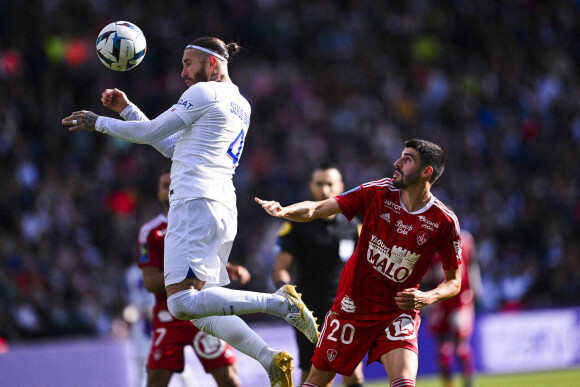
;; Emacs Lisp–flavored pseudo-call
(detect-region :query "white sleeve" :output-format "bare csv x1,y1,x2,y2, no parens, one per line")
151,133,180,158
120,103,149,121
117,104,179,157
96,109,186,154
171,83,216,125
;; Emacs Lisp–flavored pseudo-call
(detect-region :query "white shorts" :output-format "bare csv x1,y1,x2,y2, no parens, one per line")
164,198,237,287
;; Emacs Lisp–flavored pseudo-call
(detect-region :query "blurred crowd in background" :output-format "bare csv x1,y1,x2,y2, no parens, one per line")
1,0,579,342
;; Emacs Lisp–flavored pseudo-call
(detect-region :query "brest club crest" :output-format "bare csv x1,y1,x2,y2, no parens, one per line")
327,349,337,362
417,231,430,245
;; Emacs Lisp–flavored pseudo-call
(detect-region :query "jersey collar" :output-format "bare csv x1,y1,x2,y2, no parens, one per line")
398,193,436,215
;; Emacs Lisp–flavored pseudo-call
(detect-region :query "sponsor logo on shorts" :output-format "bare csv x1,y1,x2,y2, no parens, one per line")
327,349,337,362
153,349,163,361
340,296,356,313
386,314,417,341
417,231,430,245
193,331,226,359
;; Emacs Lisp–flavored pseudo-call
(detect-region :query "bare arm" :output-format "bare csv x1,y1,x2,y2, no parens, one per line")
140,266,166,294
273,251,294,287
226,262,251,284
255,197,341,222
395,268,462,310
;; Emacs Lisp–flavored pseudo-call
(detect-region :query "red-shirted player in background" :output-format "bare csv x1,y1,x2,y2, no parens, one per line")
424,230,482,387
256,139,462,387
139,172,250,387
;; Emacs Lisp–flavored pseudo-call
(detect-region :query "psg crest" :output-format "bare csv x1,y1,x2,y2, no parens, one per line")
417,231,430,245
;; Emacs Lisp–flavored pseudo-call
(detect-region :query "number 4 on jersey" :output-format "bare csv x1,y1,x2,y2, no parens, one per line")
227,129,245,167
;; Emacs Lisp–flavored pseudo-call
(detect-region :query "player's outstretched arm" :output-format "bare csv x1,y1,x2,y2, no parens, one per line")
255,197,341,222
61,110,98,131
101,88,131,113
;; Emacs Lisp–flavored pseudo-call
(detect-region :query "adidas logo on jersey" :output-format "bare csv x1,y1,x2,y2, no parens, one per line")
380,213,391,223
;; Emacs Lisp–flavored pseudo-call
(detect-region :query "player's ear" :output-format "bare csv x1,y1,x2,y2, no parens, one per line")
208,56,218,71
422,166,433,179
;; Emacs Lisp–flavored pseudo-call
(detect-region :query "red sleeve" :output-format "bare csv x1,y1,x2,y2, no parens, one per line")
335,185,365,221
437,222,462,271
137,230,163,269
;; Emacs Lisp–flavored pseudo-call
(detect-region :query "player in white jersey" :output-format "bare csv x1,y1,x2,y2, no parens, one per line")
62,36,319,387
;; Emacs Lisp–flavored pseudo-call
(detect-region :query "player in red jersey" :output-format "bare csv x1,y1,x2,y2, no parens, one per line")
139,172,250,387
425,230,481,387
256,139,462,387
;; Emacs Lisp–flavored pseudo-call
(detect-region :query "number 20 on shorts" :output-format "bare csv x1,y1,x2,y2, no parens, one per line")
326,319,355,345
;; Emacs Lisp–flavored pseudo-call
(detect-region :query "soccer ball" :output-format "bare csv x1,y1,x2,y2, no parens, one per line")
96,21,146,71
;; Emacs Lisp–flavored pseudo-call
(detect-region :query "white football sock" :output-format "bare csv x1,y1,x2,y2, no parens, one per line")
167,287,287,320
193,315,275,369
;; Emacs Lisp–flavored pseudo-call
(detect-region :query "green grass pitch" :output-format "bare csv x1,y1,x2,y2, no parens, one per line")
365,368,580,387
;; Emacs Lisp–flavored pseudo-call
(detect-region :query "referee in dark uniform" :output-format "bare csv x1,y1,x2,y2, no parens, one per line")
273,162,365,387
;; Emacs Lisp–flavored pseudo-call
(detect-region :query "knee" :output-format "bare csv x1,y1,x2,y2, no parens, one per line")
167,290,202,320
167,297,191,320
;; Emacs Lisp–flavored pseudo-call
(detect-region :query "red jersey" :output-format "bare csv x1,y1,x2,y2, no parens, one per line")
333,178,462,320
138,214,169,314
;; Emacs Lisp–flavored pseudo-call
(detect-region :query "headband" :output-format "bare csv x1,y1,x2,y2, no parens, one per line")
186,45,227,62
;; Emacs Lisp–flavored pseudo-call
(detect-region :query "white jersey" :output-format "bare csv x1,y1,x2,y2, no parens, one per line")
95,81,251,212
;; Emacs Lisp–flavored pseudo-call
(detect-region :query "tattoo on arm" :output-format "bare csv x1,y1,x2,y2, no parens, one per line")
82,112,98,128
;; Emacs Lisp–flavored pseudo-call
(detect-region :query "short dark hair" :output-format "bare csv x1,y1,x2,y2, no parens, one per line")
188,36,242,62
404,139,445,183
313,161,339,173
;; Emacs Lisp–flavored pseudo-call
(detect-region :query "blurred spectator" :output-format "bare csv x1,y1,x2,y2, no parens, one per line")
1,0,580,342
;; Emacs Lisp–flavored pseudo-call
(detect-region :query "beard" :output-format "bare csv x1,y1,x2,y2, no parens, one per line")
392,169,421,188
193,67,209,83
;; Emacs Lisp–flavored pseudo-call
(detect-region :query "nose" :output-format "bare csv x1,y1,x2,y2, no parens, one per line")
181,67,187,78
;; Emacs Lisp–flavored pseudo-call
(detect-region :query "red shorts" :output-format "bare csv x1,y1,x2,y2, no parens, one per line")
147,310,237,372
311,310,421,376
